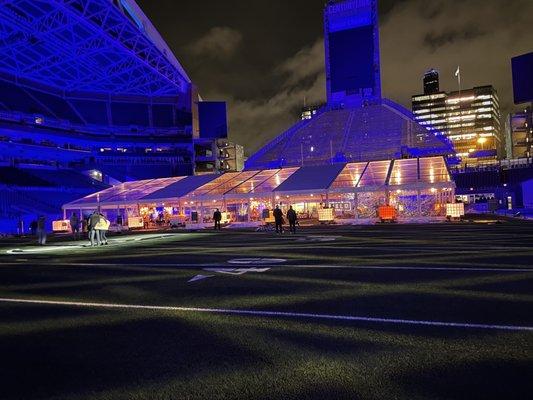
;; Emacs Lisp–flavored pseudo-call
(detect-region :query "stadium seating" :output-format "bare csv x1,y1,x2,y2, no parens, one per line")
0,167,52,187
69,99,110,126
111,102,150,126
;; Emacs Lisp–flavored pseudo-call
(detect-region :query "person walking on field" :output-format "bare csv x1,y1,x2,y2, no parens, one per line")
70,212,80,240
88,211,101,247
36,215,46,245
286,205,298,234
213,208,222,230
273,205,284,234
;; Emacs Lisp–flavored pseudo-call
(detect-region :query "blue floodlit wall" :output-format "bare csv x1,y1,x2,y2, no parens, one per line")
329,26,375,94
198,102,228,139
512,52,533,104
0,0,200,233
324,0,381,104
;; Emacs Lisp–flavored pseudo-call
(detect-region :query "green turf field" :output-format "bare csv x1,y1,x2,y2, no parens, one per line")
0,223,532,399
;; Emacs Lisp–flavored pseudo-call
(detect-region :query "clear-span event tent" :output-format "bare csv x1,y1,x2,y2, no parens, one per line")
63,156,455,222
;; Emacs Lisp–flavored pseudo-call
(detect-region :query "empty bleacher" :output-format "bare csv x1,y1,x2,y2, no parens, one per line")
0,167,52,186
111,102,150,126
0,79,48,116
152,104,174,127
27,89,84,124
69,99,110,126
26,169,109,190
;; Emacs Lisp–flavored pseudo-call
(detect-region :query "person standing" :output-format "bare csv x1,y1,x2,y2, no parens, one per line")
97,212,110,245
88,211,101,247
36,215,46,245
286,205,298,234
70,212,80,240
273,205,284,234
213,208,222,230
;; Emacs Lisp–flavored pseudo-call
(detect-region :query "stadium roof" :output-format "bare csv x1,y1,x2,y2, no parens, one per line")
245,100,454,170
0,0,190,96
63,156,454,209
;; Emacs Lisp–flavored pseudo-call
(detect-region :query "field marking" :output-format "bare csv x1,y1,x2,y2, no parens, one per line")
2,261,532,273
0,297,531,332
227,258,286,265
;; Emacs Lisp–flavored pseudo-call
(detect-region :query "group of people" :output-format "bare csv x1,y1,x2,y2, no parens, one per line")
211,205,299,234
69,211,110,246
273,205,298,234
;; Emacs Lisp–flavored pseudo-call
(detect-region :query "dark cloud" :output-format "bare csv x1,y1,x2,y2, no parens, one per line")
187,27,243,59
137,0,533,155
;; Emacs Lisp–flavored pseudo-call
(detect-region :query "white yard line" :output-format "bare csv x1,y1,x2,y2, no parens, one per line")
0,297,531,332
2,261,531,273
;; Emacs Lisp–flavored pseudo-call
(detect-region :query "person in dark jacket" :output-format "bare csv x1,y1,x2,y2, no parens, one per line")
213,209,222,230
30,220,37,236
36,215,46,245
70,213,80,240
273,205,284,234
88,211,101,247
286,205,298,234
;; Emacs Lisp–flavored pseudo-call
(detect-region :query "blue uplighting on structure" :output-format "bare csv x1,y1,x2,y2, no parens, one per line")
0,0,198,233
512,52,533,104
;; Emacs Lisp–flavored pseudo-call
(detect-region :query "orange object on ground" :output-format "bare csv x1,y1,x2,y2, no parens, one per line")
378,205,397,222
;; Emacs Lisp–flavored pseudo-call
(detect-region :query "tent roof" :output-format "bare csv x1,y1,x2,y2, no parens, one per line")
274,164,346,192
142,174,218,201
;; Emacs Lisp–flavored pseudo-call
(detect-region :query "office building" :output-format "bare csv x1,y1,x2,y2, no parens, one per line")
413,84,502,164
506,106,532,159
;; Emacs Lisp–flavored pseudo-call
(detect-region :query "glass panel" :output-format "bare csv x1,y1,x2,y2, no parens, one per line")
390,190,419,217
253,167,300,193
205,170,260,195
68,179,154,206
105,177,184,202
186,172,242,197
329,162,367,189
227,169,281,194
356,191,386,218
358,160,390,187
389,159,418,186
419,157,450,184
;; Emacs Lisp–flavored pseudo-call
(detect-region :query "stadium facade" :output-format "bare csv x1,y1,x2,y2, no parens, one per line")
245,0,454,170
0,0,236,232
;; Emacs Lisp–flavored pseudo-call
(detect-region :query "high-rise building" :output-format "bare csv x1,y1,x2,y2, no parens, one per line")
412,84,502,164
506,106,532,159
423,69,440,94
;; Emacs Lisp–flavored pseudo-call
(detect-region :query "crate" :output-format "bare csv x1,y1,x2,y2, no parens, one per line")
378,205,397,222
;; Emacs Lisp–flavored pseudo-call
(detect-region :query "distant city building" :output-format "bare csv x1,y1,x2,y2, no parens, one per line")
301,105,322,120
511,52,533,105
506,106,532,159
412,84,502,164
423,69,440,94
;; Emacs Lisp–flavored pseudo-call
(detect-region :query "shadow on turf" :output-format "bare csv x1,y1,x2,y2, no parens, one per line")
0,313,260,399
396,359,533,399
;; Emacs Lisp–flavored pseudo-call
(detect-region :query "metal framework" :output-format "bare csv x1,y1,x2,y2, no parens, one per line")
0,0,190,96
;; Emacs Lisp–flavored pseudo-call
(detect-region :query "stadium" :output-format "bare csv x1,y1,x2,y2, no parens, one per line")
0,0,234,233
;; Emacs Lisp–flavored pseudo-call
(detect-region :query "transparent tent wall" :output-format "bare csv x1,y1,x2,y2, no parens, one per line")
356,191,387,218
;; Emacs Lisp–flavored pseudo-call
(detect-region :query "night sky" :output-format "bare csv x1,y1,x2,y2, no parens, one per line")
137,0,533,155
